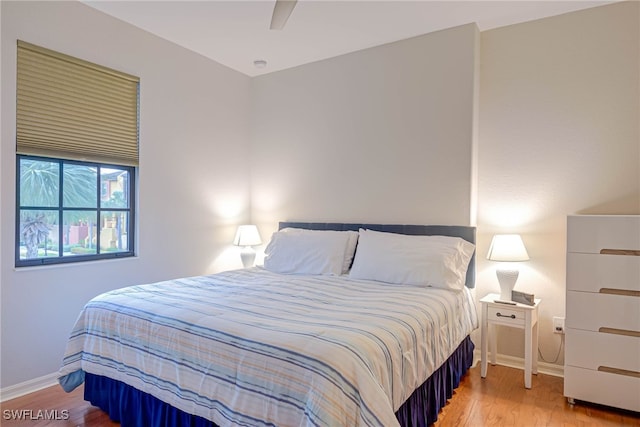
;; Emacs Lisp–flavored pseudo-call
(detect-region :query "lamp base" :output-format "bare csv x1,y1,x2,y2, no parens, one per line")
240,246,256,268
496,268,519,301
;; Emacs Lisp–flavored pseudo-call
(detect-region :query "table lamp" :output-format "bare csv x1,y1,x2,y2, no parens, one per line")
486,234,529,301
233,225,262,268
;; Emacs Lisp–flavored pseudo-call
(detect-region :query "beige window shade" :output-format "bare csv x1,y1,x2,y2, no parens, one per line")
16,40,140,166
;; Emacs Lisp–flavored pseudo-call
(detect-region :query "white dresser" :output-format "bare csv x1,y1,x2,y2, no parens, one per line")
564,215,640,412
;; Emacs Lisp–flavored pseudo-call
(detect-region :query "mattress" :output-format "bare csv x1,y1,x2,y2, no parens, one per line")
59,268,478,427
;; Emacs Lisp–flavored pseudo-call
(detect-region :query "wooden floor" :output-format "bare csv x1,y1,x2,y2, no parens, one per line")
1,364,638,426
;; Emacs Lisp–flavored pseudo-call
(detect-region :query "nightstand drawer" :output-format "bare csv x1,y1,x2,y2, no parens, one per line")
488,306,525,326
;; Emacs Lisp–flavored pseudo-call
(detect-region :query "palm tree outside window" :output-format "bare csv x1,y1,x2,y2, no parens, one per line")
16,155,135,266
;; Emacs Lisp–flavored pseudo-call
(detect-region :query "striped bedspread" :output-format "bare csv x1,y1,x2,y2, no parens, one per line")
59,268,478,427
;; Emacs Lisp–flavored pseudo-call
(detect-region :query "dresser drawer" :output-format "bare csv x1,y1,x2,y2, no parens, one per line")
565,328,640,372
487,306,525,327
566,291,640,332
567,253,640,293
567,215,640,254
565,365,640,412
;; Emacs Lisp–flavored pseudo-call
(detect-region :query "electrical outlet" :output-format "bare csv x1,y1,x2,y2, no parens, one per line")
553,316,565,334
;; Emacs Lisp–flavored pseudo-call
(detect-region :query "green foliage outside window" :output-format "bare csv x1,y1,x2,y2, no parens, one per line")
17,155,135,266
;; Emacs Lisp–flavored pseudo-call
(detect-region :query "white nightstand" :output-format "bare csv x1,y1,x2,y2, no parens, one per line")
480,293,541,389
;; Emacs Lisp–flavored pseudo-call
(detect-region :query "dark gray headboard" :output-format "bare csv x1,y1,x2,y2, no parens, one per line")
278,222,476,288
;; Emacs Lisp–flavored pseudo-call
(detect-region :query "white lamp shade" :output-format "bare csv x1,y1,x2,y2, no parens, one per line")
486,234,529,262
233,225,262,247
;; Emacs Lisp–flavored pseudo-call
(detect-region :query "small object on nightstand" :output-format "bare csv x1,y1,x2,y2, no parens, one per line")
512,290,535,306
494,299,517,305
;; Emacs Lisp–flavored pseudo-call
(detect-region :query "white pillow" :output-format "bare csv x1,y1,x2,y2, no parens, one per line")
349,229,475,290
264,229,355,275
278,228,359,274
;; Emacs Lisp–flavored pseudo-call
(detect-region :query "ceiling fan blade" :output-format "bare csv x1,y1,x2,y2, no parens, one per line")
270,0,298,30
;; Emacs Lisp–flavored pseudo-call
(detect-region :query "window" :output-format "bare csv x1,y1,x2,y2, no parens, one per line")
17,156,135,266
15,41,139,267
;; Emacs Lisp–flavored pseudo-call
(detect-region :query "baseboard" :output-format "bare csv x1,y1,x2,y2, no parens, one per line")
473,349,564,378
0,372,59,402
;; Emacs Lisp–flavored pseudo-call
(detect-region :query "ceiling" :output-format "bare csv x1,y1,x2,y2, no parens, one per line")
83,0,614,77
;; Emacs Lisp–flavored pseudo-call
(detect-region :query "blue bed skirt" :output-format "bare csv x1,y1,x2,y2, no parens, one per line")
85,336,474,426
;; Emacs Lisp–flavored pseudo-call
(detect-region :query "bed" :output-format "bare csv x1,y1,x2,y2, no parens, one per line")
59,222,478,426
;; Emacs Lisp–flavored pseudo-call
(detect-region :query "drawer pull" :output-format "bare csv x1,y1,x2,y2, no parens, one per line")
496,312,516,319
598,366,640,379
599,327,640,338
600,249,640,256
599,288,640,297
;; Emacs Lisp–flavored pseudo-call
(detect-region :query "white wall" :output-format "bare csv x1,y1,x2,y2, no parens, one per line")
1,1,251,389
477,1,639,364
250,24,480,237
